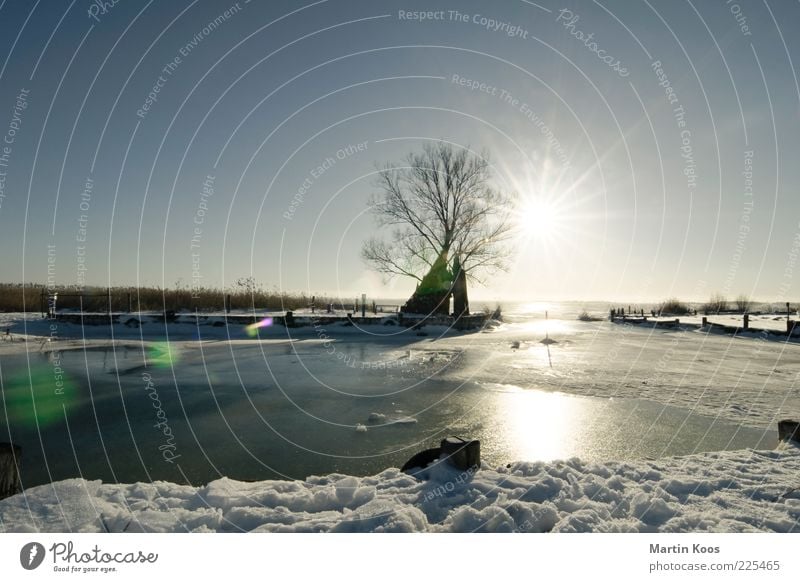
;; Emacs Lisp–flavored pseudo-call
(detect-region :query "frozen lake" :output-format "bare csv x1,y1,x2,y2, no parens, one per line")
0,309,784,488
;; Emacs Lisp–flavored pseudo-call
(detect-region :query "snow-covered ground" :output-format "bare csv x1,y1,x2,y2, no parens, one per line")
2,444,799,532
1,308,799,532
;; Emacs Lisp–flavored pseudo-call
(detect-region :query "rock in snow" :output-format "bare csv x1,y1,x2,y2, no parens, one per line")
2,444,799,532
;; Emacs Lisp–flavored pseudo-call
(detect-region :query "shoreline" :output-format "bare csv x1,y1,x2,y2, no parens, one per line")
610,314,800,342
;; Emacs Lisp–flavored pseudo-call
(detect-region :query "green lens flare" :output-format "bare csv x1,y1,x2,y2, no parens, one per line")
147,342,178,367
2,367,77,427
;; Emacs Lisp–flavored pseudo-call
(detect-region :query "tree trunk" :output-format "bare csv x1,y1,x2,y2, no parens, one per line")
452,264,469,317
0,443,21,500
402,250,452,315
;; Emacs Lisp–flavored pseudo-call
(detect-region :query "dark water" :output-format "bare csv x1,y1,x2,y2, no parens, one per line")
0,340,776,489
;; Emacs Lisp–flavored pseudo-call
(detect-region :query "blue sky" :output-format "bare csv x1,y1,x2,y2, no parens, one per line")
0,0,798,302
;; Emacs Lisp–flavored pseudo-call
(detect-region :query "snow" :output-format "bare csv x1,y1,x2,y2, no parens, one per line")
2,444,799,532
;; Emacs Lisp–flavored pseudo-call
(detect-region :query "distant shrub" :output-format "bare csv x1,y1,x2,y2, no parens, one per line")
578,309,602,322
0,283,42,312
658,297,691,316
482,303,502,321
702,293,728,315
0,282,342,313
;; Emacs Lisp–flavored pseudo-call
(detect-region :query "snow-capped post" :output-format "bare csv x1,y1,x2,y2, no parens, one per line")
440,437,480,472
0,443,21,500
778,420,800,443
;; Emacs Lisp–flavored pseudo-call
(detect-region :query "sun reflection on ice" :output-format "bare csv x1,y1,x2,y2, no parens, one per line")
496,390,585,462
518,301,553,314
516,318,572,336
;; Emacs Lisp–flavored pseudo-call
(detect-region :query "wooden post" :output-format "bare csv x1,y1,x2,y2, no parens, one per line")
311,295,315,314
0,443,21,500
778,420,800,443
226,294,232,314
361,293,366,318
127,292,132,313
702,316,707,326
743,313,749,330
107,287,112,316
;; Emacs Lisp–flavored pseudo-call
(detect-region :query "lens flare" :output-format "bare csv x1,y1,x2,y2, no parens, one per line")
3,367,78,427
246,317,274,337
147,342,178,367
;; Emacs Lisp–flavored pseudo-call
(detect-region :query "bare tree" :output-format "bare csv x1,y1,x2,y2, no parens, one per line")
362,143,512,308
735,294,752,313
235,276,257,294
703,292,728,314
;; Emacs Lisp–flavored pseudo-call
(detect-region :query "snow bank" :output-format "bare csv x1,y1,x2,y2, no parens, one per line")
3,445,799,533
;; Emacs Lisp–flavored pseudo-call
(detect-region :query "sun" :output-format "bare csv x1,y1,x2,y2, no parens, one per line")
516,197,564,242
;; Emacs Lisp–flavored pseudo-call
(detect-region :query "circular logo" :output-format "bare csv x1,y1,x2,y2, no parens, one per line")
20,542,46,570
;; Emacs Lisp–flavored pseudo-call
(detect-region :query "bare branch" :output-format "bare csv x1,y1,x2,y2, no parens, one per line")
362,142,513,288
